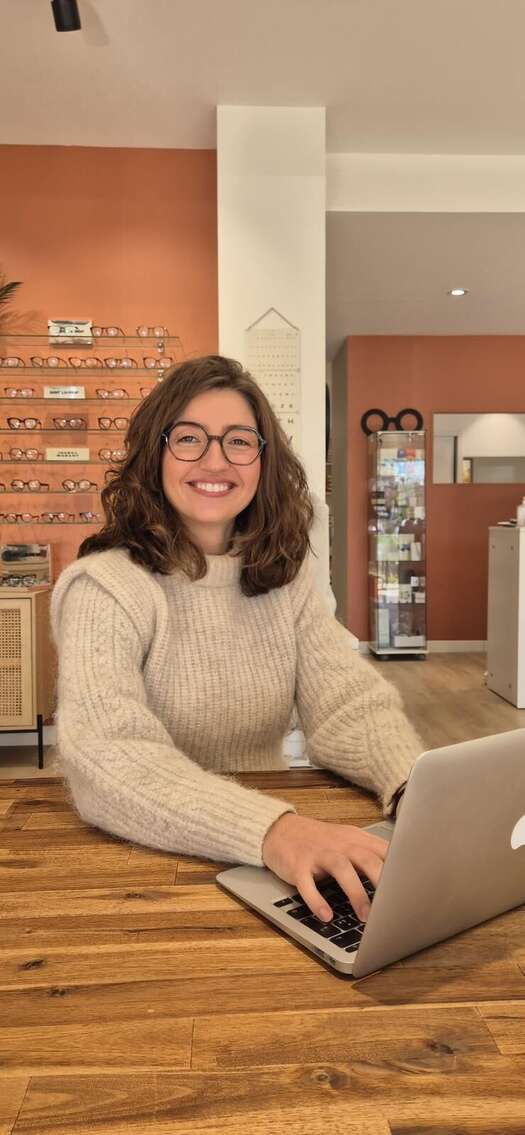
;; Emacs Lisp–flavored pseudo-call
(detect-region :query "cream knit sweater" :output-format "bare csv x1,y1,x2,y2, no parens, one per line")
50,547,423,866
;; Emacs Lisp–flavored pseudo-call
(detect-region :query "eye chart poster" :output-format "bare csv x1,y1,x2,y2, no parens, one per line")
245,308,301,452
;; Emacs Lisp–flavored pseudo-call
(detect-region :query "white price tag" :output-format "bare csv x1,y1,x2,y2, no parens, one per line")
44,386,85,400
45,447,90,462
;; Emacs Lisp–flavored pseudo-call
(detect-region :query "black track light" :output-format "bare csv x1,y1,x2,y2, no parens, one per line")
51,0,81,31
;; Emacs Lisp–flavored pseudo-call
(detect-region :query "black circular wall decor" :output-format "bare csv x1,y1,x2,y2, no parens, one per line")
360,407,424,435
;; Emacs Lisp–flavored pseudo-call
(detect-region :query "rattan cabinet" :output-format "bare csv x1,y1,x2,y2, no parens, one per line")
0,586,56,767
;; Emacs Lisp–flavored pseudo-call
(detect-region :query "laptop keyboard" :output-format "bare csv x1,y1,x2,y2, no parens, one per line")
273,875,375,953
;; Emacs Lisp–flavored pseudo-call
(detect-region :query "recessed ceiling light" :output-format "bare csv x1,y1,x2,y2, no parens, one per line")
448,288,469,297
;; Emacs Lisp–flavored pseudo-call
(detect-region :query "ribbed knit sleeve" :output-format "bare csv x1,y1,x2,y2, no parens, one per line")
291,557,423,812
51,573,295,866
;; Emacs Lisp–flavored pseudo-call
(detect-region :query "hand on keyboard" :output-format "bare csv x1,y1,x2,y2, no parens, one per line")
261,813,389,923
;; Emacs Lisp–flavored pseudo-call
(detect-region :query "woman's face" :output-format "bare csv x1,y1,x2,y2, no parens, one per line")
161,388,262,554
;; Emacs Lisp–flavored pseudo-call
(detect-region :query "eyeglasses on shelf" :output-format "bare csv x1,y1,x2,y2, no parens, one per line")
52,417,87,430
143,357,173,369
62,479,99,492
99,447,126,462
98,417,129,430
9,479,50,492
68,357,104,369
30,357,68,368
96,388,129,399
104,358,138,370
4,388,35,398
92,326,124,337
0,511,101,523
0,511,74,523
1,575,39,587
5,447,43,460
137,326,169,337
0,358,25,368
7,418,42,430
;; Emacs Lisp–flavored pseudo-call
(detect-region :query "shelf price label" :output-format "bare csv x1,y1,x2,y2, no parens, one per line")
45,447,90,462
44,386,86,400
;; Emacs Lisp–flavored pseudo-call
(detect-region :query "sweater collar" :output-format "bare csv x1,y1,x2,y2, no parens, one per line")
194,551,242,588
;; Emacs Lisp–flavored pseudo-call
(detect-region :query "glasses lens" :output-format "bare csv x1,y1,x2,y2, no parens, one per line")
223,428,261,464
168,425,207,460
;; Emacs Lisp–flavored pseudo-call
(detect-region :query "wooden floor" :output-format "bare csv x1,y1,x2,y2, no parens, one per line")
370,651,525,750
0,653,524,1133
2,651,524,780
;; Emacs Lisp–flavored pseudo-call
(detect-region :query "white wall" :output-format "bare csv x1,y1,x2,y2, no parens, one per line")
217,105,326,501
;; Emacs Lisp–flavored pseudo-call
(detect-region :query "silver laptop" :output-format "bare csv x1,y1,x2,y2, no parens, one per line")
217,729,525,978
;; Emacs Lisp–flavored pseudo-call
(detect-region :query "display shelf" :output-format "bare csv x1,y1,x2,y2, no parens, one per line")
0,333,182,348
368,429,427,657
1,521,101,526
0,429,129,434
0,367,169,376
0,397,143,404
0,458,120,463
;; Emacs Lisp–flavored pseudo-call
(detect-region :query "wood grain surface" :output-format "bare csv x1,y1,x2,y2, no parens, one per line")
0,767,523,1134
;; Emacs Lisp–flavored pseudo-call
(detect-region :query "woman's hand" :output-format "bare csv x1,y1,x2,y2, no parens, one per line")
262,812,389,923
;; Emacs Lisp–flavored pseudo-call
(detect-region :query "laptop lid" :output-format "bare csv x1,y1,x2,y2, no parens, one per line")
352,727,525,978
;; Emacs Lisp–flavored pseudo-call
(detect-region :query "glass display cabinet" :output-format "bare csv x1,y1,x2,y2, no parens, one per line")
368,430,427,657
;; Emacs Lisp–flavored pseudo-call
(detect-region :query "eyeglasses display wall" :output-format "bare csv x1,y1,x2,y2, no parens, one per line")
0,328,183,581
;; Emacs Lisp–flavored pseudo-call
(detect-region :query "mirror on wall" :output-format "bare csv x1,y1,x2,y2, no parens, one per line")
433,413,525,484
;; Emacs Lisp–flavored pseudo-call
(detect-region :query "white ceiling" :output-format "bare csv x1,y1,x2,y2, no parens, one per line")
3,0,525,351
2,0,525,152
326,212,525,357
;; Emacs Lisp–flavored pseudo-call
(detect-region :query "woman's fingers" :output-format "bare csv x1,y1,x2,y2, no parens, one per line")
296,872,335,923
325,855,371,922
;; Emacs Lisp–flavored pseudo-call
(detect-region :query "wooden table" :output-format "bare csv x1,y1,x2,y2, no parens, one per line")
0,768,524,1135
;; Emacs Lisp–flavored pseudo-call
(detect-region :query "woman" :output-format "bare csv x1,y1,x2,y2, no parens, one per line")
51,355,422,925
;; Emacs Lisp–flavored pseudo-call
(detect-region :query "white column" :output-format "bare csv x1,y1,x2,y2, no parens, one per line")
217,106,326,503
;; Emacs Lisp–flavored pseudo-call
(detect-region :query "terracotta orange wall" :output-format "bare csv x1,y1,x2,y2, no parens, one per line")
346,337,525,642
0,144,217,575
0,144,218,352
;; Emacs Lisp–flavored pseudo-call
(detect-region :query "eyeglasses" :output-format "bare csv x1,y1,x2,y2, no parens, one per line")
96,388,129,399
9,479,50,491
0,357,24,367
53,417,87,430
4,388,35,398
92,326,124,337
30,357,68,368
7,447,43,460
0,512,74,523
99,447,126,462
143,357,173,369
104,358,137,370
68,357,104,369
1,575,38,587
62,479,99,492
0,511,100,524
137,325,169,337
7,418,42,430
162,421,266,466
98,417,129,430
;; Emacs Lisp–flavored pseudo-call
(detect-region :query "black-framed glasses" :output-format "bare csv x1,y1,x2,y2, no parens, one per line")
161,421,266,466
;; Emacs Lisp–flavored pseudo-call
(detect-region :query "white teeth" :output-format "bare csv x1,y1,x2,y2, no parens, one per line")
191,482,233,493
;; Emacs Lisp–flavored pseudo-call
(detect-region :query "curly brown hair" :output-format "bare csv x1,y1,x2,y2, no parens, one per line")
79,355,315,597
